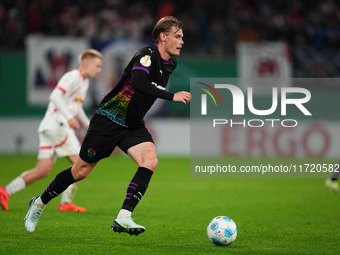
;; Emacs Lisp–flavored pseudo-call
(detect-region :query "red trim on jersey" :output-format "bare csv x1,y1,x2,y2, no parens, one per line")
56,86,66,94
40,135,68,150
40,146,53,150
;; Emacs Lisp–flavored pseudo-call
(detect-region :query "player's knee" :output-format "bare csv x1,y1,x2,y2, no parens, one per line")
151,158,159,170
73,169,89,181
144,157,158,171
71,163,93,181
72,169,88,181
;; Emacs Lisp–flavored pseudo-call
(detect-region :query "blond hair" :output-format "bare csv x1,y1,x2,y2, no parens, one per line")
79,49,103,63
152,16,183,43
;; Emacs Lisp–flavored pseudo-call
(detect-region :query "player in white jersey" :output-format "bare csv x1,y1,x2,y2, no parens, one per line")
0,49,102,212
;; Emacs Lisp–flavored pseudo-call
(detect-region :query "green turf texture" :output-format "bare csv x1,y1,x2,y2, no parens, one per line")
0,154,339,255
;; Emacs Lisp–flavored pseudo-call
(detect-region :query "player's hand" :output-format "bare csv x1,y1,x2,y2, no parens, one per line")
68,118,80,129
173,91,191,105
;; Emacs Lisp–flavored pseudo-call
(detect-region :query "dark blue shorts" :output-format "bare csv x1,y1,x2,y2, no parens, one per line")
79,114,153,163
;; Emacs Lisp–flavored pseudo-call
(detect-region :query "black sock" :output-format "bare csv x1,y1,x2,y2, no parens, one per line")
331,161,340,181
40,167,76,204
121,167,153,213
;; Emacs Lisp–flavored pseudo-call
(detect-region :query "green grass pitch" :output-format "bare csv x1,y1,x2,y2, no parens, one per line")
0,154,340,255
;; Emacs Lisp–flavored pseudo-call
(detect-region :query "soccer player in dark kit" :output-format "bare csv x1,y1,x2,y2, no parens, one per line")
24,16,191,235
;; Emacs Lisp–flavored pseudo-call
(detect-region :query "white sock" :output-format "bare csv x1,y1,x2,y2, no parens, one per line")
5,176,26,195
117,209,132,218
34,196,46,210
60,183,77,205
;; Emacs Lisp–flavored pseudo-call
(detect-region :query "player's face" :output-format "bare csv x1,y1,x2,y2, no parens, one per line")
86,57,102,78
164,26,184,57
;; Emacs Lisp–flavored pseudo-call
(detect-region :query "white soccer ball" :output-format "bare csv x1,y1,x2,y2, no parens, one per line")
207,216,237,246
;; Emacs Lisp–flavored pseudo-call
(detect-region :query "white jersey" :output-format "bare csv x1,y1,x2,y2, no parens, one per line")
38,69,89,131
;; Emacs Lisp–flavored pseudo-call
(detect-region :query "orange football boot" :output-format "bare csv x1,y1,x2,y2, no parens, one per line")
0,186,10,211
58,202,86,212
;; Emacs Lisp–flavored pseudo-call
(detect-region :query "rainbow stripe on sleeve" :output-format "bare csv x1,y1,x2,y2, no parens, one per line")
97,79,135,127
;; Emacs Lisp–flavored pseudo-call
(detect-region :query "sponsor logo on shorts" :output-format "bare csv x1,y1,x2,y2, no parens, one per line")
87,148,96,157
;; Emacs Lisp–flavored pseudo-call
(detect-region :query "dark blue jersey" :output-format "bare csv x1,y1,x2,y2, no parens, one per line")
97,44,176,128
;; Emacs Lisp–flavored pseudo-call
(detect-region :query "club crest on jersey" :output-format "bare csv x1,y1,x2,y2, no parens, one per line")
140,55,151,67
75,97,83,105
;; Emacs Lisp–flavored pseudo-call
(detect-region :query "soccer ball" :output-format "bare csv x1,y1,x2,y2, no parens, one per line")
207,216,237,246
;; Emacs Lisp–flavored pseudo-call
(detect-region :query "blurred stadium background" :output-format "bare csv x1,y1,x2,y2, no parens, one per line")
2,1,340,254
1,0,340,158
